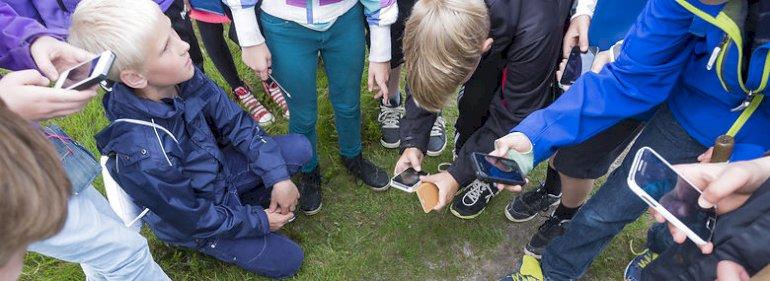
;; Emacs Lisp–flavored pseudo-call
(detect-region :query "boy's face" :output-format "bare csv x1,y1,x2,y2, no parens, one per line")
142,10,195,87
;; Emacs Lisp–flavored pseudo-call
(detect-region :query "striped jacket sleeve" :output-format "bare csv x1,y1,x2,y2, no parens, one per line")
222,0,264,47
361,0,398,62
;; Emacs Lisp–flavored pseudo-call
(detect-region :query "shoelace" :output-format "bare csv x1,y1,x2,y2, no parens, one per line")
463,181,490,206
430,116,446,137
378,106,403,129
628,241,657,268
511,274,540,281
264,81,289,111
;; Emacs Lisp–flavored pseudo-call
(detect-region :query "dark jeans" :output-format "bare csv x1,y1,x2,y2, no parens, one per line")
542,106,705,280
197,134,309,279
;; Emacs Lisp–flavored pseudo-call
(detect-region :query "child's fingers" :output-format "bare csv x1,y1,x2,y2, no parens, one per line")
268,201,278,213
699,242,713,255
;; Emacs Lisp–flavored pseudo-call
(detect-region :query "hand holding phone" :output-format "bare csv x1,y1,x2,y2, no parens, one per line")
54,51,115,91
627,147,716,246
390,167,427,193
559,46,599,88
471,152,526,186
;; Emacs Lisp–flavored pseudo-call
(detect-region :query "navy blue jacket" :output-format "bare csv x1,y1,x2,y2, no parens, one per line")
96,69,288,247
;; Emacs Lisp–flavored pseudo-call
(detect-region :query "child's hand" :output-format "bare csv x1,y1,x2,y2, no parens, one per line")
241,43,272,81
394,147,424,175
270,180,300,215
0,70,97,121
265,210,294,231
368,61,390,101
419,172,459,211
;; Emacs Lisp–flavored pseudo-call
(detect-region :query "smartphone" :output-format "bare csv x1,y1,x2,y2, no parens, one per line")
627,147,716,245
559,46,599,88
54,51,116,90
390,168,427,193
471,152,526,186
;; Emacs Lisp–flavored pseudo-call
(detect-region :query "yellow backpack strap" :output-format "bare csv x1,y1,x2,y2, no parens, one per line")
727,94,764,137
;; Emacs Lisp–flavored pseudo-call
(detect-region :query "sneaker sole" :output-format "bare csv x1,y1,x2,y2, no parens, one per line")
380,139,401,149
370,184,390,192
302,202,323,216
504,199,562,223
523,246,543,260
426,139,447,157
450,204,484,220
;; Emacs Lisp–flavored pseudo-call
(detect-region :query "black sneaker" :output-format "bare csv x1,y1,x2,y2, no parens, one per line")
450,180,499,219
426,116,447,156
505,183,561,222
377,104,403,148
298,167,322,215
341,154,390,191
524,214,570,258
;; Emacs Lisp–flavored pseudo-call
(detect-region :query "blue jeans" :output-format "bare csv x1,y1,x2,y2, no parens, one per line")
261,4,365,172
542,107,704,280
29,127,169,281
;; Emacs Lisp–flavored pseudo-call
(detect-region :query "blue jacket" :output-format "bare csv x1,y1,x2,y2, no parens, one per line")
95,69,289,247
515,0,770,164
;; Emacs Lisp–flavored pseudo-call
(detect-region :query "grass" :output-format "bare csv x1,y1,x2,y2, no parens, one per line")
20,26,652,280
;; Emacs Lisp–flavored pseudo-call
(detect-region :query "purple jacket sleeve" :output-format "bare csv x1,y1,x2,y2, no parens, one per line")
0,2,61,70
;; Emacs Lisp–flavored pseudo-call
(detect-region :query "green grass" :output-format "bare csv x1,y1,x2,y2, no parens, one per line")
20,28,651,280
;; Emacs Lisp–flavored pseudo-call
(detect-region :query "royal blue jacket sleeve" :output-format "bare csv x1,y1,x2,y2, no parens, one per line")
198,76,290,188
514,0,696,164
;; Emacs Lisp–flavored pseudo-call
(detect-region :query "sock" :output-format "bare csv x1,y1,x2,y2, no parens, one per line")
554,203,581,220
543,166,562,196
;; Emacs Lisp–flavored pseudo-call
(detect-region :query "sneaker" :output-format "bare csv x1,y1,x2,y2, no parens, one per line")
234,86,274,125
450,180,499,219
297,167,322,215
623,249,658,281
505,183,561,222
341,154,390,191
261,79,290,118
426,116,447,156
524,214,570,259
377,104,403,148
499,255,544,281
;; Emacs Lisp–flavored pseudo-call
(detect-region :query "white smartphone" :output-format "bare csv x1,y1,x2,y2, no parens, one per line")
627,147,716,246
390,168,427,193
54,51,116,90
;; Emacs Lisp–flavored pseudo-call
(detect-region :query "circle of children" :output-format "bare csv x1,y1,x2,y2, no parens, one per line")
1,0,769,280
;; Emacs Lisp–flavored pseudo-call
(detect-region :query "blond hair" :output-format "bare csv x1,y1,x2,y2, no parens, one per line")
68,0,164,80
0,100,71,267
403,0,490,112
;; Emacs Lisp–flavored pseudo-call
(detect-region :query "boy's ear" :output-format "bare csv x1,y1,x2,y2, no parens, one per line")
481,38,494,53
119,70,148,89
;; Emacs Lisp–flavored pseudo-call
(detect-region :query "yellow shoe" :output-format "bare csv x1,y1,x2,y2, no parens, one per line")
500,255,544,281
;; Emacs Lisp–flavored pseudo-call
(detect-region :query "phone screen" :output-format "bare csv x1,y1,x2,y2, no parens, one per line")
473,153,525,185
58,56,100,89
393,168,426,187
560,46,598,86
632,149,715,240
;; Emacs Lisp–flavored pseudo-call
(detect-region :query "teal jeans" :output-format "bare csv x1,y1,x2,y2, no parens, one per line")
261,4,365,172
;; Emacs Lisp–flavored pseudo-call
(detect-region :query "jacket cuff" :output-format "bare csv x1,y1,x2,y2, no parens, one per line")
261,165,291,188
251,205,271,236
368,25,391,63
231,6,265,47
572,0,596,19
512,123,550,165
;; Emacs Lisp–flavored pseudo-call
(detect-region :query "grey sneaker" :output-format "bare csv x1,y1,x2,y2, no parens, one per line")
427,116,447,156
377,104,403,149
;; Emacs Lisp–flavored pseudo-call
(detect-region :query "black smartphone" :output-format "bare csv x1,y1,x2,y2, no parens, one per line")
471,152,526,186
559,46,599,87
390,168,427,193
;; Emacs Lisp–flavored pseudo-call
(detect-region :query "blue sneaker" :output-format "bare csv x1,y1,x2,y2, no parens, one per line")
624,248,658,281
